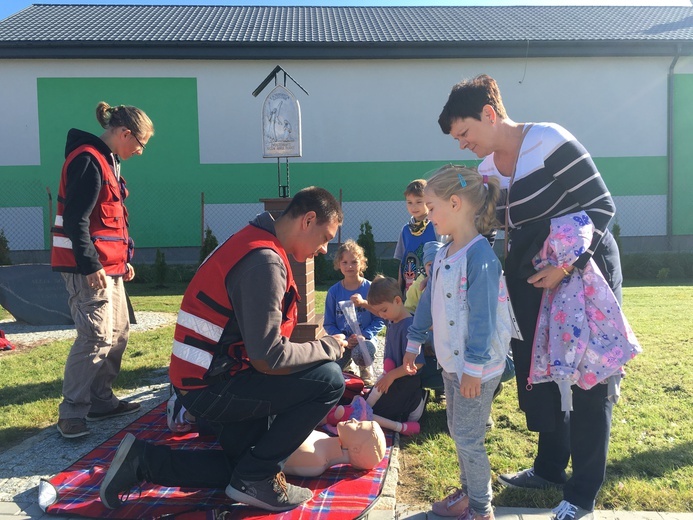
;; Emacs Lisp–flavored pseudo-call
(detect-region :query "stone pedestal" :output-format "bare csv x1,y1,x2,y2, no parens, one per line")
260,198,326,342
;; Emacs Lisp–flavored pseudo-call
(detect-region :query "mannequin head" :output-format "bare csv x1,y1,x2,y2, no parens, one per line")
337,419,386,470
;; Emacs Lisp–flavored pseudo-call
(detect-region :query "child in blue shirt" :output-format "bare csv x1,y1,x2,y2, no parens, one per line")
324,240,385,385
364,275,427,433
393,179,439,298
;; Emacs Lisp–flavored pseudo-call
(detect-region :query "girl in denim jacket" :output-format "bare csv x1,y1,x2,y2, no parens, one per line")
404,165,513,520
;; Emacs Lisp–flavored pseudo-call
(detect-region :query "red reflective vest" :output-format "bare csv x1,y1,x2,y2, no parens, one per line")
51,145,130,276
169,223,299,390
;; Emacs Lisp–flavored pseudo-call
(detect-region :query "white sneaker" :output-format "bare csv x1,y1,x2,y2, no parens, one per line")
166,392,193,433
407,389,428,422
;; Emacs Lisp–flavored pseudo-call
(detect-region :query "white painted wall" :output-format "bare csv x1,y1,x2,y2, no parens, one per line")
0,56,671,167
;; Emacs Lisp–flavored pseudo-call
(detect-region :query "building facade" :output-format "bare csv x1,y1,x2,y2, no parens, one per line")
1,5,692,260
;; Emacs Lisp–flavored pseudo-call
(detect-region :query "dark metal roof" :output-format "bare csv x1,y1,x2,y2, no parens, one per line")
1,4,693,59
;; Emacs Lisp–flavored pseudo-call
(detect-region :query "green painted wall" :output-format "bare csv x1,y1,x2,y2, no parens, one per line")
673,75,693,236
37,77,201,248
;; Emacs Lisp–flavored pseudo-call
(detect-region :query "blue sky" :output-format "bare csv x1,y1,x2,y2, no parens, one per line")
1,0,690,22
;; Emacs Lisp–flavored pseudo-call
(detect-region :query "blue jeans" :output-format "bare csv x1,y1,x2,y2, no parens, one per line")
141,361,344,487
443,370,501,516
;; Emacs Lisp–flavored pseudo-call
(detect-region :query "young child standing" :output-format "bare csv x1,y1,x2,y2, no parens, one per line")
404,165,513,520
365,275,428,428
324,240,385,385
394,179,439,297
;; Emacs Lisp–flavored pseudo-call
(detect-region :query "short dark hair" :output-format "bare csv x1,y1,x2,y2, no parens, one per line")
438,74,507,134
282,186,344,225
404,179,426,198
367,275,401,305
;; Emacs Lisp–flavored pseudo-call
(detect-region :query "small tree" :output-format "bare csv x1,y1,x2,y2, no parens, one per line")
357,220,378,281
0,229,11,265
200,226,219,265
314,250,330,285
153,248,168,288
611,221,623,253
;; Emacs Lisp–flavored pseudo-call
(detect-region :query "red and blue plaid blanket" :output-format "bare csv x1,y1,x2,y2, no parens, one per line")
43,402,393,519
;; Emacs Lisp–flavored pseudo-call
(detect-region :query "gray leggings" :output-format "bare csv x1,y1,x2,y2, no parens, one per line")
443,370,501,516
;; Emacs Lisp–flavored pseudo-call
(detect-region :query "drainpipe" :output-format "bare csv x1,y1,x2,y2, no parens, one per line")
667,46,681,251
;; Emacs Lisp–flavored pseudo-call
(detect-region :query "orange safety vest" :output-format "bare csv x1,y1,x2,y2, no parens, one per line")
51,145,129,276
169,223,299,390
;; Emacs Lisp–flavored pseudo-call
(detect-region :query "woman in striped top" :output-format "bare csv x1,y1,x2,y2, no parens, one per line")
437,75,623,520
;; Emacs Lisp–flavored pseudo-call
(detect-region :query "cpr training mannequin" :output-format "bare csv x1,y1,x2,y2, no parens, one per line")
284,419,386,477
166,397,386,478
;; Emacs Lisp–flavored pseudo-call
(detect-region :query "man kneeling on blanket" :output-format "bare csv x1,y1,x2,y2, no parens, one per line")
100,187,348,512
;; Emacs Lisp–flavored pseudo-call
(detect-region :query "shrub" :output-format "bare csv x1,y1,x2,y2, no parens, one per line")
620,252,693,280
611,221,622,252
357,220,378,281
200,226,219,265
0,229,10,265
314,251,335,285
153,249,168,287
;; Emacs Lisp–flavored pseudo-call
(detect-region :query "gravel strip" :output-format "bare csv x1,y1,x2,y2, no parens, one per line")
1,311,176,347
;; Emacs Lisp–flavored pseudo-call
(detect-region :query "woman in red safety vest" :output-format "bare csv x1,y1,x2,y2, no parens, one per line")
51,102,154,440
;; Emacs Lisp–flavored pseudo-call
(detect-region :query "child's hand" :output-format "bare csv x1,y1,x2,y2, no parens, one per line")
350,294,367,307
374,372,395,394
459,373,482,399
347,334,359,348
402,352,419,375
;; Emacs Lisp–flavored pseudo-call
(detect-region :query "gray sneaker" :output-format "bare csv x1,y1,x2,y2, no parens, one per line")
226,472,312,512
551,500,594,520
57,418,89,439
497,467,564,489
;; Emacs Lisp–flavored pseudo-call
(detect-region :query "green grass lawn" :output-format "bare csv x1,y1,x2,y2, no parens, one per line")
1,281,691,511
399,283,693,512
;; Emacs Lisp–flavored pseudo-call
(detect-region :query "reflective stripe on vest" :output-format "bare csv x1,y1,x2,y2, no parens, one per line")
52,235,72,250
172,340,214,371
176,309,224,343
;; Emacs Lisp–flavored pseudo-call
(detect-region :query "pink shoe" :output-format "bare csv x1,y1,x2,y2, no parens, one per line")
432,487,468,517
399,421,420,436
383,358,396,373
325,406,347,426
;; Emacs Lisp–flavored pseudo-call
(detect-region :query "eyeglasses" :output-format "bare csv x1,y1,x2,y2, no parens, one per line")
129,130,146,151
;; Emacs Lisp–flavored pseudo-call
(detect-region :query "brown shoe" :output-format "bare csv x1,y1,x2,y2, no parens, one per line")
87,400,141,422
57,418,89,439
431,487,468,517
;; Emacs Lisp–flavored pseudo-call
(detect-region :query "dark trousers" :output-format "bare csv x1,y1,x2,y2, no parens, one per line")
372,373,423,422
140,361,344,488
506,228,622,511
534,384,613,511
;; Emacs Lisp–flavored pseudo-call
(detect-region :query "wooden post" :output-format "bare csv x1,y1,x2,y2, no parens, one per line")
260,198,325,342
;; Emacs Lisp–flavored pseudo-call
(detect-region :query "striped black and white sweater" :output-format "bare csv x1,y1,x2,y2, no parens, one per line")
479,122,616,270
